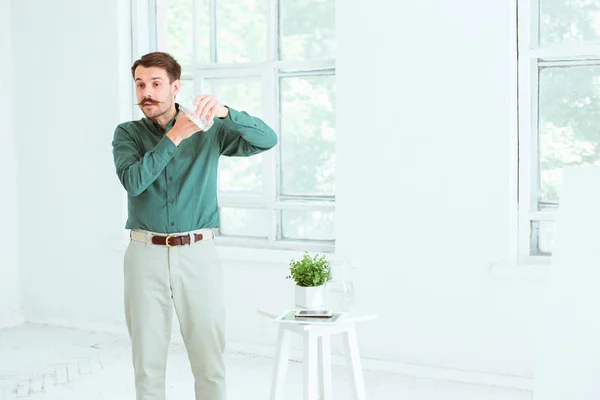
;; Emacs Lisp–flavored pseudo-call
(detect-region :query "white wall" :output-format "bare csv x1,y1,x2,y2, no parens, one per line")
226,0,546,382
12,0,547,385
0,0,22,328
333,0,543,378
11,0,127,326
201,0,546,383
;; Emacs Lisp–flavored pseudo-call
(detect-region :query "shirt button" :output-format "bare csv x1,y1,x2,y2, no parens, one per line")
168,152,173,157
169,199,174,204
170,222,175,227
168,176,173,181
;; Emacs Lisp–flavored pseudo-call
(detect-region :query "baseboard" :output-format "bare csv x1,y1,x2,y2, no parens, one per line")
22,315,533,392
24,314,185,342
25,314,130,337
226,342,534,392
0,309,25,329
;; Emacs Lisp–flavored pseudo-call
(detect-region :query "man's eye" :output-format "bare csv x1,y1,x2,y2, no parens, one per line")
137,84,144,88
154,82,160,87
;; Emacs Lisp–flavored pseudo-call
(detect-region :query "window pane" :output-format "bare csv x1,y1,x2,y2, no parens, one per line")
214,79,262,115
280,75,335,196
194,0,211,63
200,78,212,95
539,0,600,45
219,207,269,238
214,79,264,192
177,78,195,104
280,0,335,61
217,0,267,63
177,78,214,105
538,66,600,205
157,0,210,64
281,210,334,241
530,220,556,256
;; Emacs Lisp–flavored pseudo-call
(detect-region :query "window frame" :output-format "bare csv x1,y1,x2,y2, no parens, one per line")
517,0,600,263
132,0,336,252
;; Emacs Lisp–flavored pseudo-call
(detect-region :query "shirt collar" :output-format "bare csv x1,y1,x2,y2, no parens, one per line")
143,103,182,133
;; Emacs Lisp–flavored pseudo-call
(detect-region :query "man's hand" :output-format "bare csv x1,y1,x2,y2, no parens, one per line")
193,94,229,122
166,113,200,146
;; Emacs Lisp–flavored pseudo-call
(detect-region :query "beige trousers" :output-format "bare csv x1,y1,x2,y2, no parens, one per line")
124,229,226,400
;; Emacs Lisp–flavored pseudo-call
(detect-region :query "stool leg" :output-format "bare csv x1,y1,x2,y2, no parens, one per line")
342,326,366,400
318,334,333,400
270,326,292,400
303,331,318,400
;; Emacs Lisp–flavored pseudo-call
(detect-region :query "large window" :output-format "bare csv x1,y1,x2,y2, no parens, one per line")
518,0,600,259
148,0,336,250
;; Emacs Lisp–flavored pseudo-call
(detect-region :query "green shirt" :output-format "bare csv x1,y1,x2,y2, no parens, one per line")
112,105,277,234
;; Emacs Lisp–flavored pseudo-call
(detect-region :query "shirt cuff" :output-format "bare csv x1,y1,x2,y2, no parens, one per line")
220,107,259,128
154,134,178,161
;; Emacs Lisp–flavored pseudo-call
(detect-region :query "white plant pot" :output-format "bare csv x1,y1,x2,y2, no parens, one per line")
295,284,326,309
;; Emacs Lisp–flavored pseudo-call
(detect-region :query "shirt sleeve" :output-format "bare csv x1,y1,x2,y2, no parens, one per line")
112,125,177,197
215,107,278,157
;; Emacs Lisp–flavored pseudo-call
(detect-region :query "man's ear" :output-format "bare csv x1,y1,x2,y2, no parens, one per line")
172,79,182,97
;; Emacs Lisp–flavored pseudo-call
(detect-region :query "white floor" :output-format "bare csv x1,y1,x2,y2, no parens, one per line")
0,324,531,400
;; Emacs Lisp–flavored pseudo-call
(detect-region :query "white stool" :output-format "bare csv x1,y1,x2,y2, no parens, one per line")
258,309,376,400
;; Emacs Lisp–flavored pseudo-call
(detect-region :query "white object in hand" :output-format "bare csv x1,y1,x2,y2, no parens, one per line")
181,104,214,131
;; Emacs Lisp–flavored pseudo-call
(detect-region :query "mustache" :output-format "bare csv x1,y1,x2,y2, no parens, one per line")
136,98,162,106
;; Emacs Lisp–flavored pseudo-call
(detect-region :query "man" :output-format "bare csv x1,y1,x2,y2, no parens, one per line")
112,52,277,400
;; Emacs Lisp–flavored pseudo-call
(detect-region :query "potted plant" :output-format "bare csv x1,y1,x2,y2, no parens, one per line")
286,252,330,309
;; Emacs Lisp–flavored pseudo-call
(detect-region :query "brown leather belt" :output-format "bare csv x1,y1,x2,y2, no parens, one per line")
151,232,210,247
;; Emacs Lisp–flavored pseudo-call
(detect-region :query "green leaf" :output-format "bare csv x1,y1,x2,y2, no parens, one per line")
286,251,330,287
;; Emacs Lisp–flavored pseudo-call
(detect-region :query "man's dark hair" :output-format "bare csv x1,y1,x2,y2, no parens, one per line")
131,52,181,83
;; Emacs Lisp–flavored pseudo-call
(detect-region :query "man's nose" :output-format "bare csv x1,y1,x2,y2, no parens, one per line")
142,89,154,99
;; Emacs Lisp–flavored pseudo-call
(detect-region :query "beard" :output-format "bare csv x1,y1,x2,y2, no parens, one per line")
138,96,173,119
